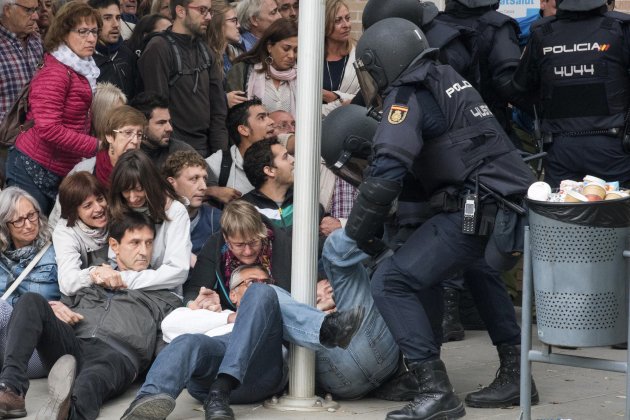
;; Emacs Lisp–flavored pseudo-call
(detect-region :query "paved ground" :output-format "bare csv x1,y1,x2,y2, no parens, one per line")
20,322,628,420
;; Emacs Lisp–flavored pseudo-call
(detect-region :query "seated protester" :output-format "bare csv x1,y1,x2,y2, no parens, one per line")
88,0,137,99
107,150,191,294
0,188,58,380
121,265,286,420
242,138,342,236
205,98,276,205
53,172,111,297
0,212,181,419
163,151,222,256
91,82,128,140
48,106,146,228
130,92,203,171
269,109,295,154
186,200,362,350
242,138,294,229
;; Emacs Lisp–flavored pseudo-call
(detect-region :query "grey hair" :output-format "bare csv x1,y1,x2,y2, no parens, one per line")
91,82,127,141
0,187,52,253
236,0,263,31
229,263,269,289
0,0,17,18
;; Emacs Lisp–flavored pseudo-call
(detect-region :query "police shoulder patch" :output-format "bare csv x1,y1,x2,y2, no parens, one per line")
387,104,408,125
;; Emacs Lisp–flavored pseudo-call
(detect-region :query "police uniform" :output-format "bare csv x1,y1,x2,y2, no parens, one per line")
437,1,522,132
343,20,540,419
513,8,630,187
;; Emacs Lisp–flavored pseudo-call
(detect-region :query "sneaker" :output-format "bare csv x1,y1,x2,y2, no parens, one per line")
0,382,26,418
120,393,176,420
35,354,76,420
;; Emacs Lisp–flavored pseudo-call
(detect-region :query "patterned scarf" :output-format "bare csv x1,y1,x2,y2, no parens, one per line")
222,228,274,290
51,43,100,93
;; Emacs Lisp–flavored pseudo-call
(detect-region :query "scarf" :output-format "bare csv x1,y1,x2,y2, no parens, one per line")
95,149,113,189
75,219,109,250
222,228,274,290
1,244,38,274
51,43,100,93
247,62,297,113
95,36,123,56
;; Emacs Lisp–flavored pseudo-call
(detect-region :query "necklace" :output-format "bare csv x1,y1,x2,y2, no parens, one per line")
325,54,348,92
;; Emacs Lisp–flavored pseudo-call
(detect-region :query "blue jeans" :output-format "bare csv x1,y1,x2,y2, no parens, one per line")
5,148,58,215
137,284,286,404
272,230,399,399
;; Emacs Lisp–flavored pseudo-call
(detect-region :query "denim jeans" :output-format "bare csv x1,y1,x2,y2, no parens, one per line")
271,230,399,399
137,284,286,404
0,293,137,420
5,148,57,215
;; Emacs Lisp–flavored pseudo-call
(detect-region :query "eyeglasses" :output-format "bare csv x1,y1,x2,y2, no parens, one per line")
227,238,262,251
225,16,238,24
113,129,145,140
187,5,212,17
233,275,271,289
13,3,39,15
8,210,39,228
71,28,99,38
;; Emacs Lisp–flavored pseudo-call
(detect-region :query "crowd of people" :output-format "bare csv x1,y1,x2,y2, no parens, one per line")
0,0,628,418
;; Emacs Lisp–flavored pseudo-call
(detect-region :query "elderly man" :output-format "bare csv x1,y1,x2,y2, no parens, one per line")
0,0,43,122
236,0,280,51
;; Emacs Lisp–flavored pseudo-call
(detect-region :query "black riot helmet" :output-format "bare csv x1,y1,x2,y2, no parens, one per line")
355,18,434,105
362,0,439,30
321,105,378,187
557,0,606,11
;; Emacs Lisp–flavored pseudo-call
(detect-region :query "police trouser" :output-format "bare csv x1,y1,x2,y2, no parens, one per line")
371,211,520,362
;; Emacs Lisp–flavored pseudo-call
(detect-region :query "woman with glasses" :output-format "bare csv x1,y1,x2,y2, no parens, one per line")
0,187,58,379
226,18,298,116
47,105,146,228
321,0,359,117
207,0,245,107
107,149,191,293
5,2,102,215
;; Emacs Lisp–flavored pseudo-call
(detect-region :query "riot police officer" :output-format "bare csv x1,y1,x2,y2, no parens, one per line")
342,18,537,419
436,0,521,132
510,0,630,187
362,0,480,90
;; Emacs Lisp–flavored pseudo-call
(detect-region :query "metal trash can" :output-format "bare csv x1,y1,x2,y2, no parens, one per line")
527,197,630,347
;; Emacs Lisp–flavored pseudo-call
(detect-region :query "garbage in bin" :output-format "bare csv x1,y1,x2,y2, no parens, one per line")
527,176,628,203
526,191,630,347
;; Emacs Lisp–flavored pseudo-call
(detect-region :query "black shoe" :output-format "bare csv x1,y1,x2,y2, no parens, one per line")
370,356,420,401
442,288,465,342
320,306,365,349
465,344,539,408
204,390,234,420
120,394,176,420
35,354,76,420
385,359,465,420
612,342,627,350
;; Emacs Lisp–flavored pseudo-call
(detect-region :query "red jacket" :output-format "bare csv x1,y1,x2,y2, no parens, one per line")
15,53,98,176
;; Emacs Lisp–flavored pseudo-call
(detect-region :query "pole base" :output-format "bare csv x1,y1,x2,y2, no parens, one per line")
264,394,339,412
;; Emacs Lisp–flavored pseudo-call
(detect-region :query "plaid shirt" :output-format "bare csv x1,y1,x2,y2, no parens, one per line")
0,24,43,121
330,176,358,219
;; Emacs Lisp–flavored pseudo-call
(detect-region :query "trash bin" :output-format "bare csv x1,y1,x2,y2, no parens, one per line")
527,197,630,347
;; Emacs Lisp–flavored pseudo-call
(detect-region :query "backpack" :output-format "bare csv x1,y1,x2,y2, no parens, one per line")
136,31,213,93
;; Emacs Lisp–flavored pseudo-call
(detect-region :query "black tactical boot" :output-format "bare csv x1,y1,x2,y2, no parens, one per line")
442,288,465,342
465,344,539,408
320,306,365,349
385,359,465,420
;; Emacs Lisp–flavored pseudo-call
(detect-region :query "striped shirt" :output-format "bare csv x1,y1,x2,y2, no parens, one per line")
0,24,43,121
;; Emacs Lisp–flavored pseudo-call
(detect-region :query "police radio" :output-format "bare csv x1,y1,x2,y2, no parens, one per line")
462,193,478,235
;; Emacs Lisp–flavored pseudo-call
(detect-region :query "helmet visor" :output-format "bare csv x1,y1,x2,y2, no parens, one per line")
354,59,382,110
331,153,369,188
